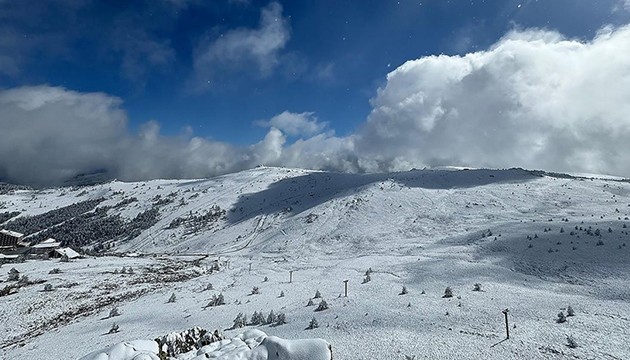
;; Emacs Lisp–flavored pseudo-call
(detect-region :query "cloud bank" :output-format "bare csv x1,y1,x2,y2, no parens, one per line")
2,25,630,186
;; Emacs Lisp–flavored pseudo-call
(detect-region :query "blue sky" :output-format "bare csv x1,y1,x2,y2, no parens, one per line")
2,0,627,143
2,0,630,185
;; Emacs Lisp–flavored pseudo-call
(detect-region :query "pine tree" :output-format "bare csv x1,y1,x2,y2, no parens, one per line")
314,289,322,298
108,322,120,334
307,317,319,329
266,310,276,325
168,293,176,303
109,307,120,318
315,299,329,312
443,287,453,298
557,311,567,323
567,305,575,317
275,312,287,325
306,298,314,306
400,286,408,295
233,313,246,328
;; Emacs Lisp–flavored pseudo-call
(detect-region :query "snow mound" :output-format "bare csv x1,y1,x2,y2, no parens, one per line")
79,340,159,360
80,330,332,360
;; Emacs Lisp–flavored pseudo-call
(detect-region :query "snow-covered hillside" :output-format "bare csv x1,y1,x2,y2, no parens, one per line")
1,167,629,359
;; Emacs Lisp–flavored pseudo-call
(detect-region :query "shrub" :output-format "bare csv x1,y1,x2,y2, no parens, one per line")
566,305,575,317
263,276,268,282
566,335,578,348
205,283,213,291
279,290,285,297
43,283,53,291
400,286,408,295
315,299,329,312
557,311,567,323
307,317,319,330
443,287,453,298
473,283,482,292
49,268,61,274
18,275,30,285
8,268,20,281
60,254,69,262
251,287,260,295
596,239,604,246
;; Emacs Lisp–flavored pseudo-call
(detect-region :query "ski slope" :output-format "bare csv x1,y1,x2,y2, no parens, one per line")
1,167,629,359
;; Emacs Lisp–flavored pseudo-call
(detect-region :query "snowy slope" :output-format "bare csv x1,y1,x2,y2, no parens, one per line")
1,167,629,359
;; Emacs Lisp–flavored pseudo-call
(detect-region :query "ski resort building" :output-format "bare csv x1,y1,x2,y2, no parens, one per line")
30,238,61,254
0,229,26,253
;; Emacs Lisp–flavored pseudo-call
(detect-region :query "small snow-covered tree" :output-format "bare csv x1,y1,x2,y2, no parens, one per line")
400,286,408,295
18,274,30,285
8,268,19,281
473,283,482,292
567,305,575,317
251,286,260,295
263,276,268,282
60,254,69,262
250,311,265,325
362,274,371,284
205,283,213,291
266,310,277,325
307,317,319,329
108,322,120,334
167,293,177,303
109,307,120,318
315,299,329,312
566,335,578,348
49,268,61,274
314,289,322,299
43,283,53,291
279,290,285,297
306,298,314,306
232,313,247,329
557,311,567,323
275,312,287,325
443,287,453,298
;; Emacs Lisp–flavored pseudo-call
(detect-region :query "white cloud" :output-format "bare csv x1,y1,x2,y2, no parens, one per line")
355,25,630,176
193,2,289,88
257,111,328,137
4,24,630,186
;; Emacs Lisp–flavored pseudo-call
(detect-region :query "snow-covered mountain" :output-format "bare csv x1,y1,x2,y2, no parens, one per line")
1,167,629,359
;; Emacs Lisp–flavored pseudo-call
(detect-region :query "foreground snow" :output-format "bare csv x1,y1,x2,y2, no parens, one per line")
80,329,331,360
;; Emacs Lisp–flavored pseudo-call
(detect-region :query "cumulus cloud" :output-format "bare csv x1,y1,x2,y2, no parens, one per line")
0,85,350,186
192,2,289,88
257,111,328,137
354,24,630,176
3,24,630,186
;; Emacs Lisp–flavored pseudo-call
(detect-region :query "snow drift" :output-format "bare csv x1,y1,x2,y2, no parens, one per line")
79,329,332,360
